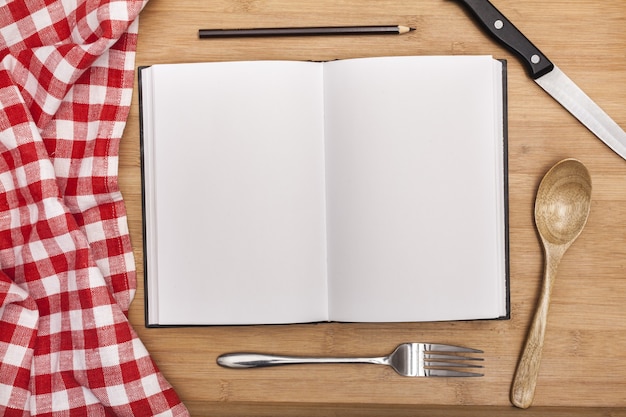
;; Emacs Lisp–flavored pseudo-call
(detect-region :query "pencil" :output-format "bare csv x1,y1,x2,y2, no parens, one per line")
198,25,414,39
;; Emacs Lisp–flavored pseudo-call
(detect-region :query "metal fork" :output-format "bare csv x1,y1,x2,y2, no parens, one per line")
217,342,484,377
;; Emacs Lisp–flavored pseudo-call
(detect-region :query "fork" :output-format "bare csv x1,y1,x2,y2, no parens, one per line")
217,342,484,377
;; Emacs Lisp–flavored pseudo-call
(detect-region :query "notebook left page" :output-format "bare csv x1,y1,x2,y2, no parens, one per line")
141,61,329,325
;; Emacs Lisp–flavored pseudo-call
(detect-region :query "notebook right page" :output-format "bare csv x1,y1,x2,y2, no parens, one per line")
323,55,507,322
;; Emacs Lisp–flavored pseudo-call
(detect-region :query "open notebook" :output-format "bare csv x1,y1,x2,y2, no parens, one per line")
139,55,509,326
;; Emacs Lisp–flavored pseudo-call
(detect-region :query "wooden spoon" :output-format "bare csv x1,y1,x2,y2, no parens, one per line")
511,158,592,409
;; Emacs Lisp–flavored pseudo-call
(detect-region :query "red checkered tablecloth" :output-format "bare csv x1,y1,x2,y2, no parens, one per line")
0,1,189,415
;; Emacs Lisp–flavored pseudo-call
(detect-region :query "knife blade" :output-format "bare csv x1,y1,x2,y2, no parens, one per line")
452,0,626,160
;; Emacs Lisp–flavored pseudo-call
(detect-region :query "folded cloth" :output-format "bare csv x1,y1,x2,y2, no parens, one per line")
0,1,189,415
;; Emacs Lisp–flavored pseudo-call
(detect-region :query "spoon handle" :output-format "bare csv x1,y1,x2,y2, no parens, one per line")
510,251,562,408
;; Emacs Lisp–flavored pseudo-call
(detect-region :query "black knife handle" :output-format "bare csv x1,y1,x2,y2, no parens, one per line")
451,0,554,79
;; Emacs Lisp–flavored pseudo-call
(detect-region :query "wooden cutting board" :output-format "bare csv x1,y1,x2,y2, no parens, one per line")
119,0,626,415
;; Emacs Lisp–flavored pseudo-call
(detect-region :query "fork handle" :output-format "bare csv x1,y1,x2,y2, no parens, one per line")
217,353,385,368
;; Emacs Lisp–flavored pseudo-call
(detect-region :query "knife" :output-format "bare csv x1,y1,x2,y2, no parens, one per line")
451,0,626,160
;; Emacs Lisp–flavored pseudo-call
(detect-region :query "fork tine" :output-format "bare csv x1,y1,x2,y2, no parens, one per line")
424,361,483,369
425,353,484,361
427,369,484,377
424,343,483,353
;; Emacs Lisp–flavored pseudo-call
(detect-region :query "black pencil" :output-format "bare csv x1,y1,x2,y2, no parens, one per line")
198,25,414,39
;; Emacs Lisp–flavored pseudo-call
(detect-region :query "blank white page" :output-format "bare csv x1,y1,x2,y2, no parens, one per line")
145,61,328,325
323,56,506,322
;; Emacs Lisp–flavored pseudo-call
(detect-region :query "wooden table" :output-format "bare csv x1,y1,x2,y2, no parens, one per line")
120,1,626,415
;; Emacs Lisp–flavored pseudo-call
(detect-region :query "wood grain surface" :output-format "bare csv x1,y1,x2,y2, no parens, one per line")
119,0,626,415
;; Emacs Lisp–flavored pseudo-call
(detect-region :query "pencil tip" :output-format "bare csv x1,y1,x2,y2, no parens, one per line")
409,27,416,31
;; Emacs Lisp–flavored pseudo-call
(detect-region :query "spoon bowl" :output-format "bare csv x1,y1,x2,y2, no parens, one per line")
511,158,592,409
534,159,592,247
